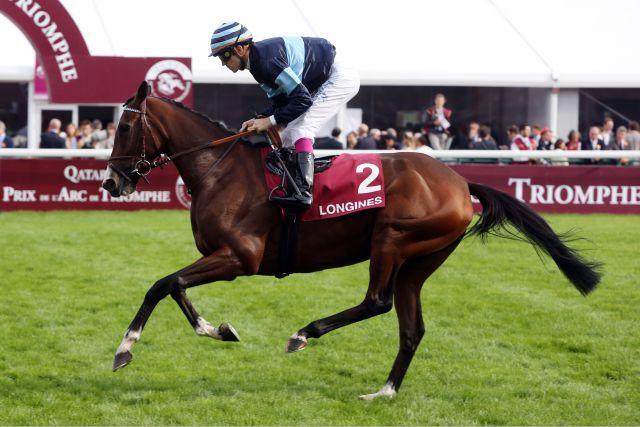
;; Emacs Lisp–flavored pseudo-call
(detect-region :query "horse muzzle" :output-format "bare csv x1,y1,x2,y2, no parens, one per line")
102,166,136,197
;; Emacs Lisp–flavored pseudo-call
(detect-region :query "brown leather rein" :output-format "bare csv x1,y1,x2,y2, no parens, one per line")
107,102,264,188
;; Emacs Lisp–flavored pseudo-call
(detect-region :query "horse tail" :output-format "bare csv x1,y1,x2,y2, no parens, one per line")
466,182,602,295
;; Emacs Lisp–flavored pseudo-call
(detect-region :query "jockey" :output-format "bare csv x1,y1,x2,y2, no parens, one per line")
209,22,360,209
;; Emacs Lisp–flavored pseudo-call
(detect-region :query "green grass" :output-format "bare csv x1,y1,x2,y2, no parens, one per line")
0,211,638,425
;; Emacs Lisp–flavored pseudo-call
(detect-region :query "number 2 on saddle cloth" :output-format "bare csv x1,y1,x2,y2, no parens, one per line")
261,131,386,221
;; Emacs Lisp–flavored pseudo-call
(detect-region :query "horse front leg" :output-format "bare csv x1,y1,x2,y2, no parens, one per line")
112,246,258,371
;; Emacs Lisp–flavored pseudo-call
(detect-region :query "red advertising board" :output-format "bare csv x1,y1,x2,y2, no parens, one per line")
451,164,640,214
1,159,639,213
0,159,190,211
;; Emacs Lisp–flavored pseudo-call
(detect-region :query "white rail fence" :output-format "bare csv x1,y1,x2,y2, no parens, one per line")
1,148,640,161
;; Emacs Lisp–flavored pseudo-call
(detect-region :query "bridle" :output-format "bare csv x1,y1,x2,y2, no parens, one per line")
107,99,262,189
107,103,158,185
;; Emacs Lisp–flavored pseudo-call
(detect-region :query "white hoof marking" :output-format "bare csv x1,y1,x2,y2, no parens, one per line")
289,332,307,343
195,317,222,340
116,328,141,354
358,383,396,400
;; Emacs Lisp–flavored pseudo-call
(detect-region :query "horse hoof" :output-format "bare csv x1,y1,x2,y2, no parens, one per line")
358,384,397,400
285,336,307,353
218,323,240,342
112,351,133,371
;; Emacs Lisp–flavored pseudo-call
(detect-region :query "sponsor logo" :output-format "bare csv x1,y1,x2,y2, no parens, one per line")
63,165,108,183
318,196,383,216
175,177,191,209
145,60,192,102
508,178,640,205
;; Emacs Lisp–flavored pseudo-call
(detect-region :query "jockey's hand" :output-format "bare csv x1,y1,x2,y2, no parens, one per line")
240,118,255,132
246,117,273,133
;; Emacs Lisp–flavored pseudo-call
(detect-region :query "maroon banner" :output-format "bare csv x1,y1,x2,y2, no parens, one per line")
451,164,640,214
0,159,190,211
1,160,640,213
1,0,192,105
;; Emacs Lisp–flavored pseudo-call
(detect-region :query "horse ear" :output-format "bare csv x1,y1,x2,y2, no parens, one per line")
135,80,151,102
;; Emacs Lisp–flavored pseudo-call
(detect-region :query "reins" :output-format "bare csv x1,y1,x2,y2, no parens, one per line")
107,99,280,191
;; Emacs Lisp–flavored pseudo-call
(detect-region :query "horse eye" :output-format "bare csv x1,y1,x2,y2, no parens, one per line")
118,124,130,134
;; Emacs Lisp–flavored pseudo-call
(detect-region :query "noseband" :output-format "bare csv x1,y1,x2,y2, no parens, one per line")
107,104,158,185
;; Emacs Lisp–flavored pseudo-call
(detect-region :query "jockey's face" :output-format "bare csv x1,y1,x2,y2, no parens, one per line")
220,45,249,73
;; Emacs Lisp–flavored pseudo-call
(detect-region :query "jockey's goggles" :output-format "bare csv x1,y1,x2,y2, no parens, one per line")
218,48,234,63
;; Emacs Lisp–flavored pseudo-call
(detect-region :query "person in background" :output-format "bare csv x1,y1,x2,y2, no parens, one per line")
566,130,582,150
584,126,601,151
607,126,628,151
602,126,628,165
386,127,398,141
402,131,416,150
346,131,358,149
383,133,401,150
511,124,535,164
315,127,343,149
40,118,66,149
464,121,481,148
550,139,569,166
0,120,14,148
531,124,542,147
626,121,640,151
470,125,497,150
503,125,519,150
356,123,369,145
423,93,452,150
91,119,109,147
96,122,116,149
10,125,28,148
64,123,79,149
600,117,615,147
78,120,94,149
537,127,554,150
414,134,433,154
356,128,380,150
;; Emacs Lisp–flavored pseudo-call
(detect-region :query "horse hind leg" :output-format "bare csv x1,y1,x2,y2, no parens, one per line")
171,287,240,342
359,237,463,400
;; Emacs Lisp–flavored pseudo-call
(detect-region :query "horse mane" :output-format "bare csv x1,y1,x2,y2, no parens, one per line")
122,95,235,133
153,96,236,133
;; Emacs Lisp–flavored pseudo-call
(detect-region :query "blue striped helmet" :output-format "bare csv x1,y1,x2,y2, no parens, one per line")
209,22,253,57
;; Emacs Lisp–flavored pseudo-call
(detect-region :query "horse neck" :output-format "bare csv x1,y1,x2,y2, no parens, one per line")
154,105,262,194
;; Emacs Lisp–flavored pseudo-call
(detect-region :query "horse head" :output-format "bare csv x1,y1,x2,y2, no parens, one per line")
102,81,164,197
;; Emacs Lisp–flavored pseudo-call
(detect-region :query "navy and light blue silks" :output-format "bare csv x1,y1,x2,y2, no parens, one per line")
248,37,336,125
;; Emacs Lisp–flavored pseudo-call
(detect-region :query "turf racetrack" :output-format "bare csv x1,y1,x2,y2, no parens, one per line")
0,211,638,425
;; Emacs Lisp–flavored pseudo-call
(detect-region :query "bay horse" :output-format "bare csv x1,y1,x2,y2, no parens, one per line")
103,81,601,400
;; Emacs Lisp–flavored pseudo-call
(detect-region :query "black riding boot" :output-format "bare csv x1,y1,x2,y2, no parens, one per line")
271,152,314,209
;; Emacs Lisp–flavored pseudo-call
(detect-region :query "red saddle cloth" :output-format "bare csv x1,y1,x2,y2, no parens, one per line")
261,149,386,221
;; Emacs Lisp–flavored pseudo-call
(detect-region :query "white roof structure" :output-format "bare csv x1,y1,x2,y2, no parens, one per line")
1,0,639,88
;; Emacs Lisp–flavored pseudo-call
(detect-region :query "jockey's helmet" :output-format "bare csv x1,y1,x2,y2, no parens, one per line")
209,22,253,57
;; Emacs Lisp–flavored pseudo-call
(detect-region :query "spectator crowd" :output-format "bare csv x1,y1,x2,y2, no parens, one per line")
1,92,639,166
38,118,116,150
316,93,640,166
